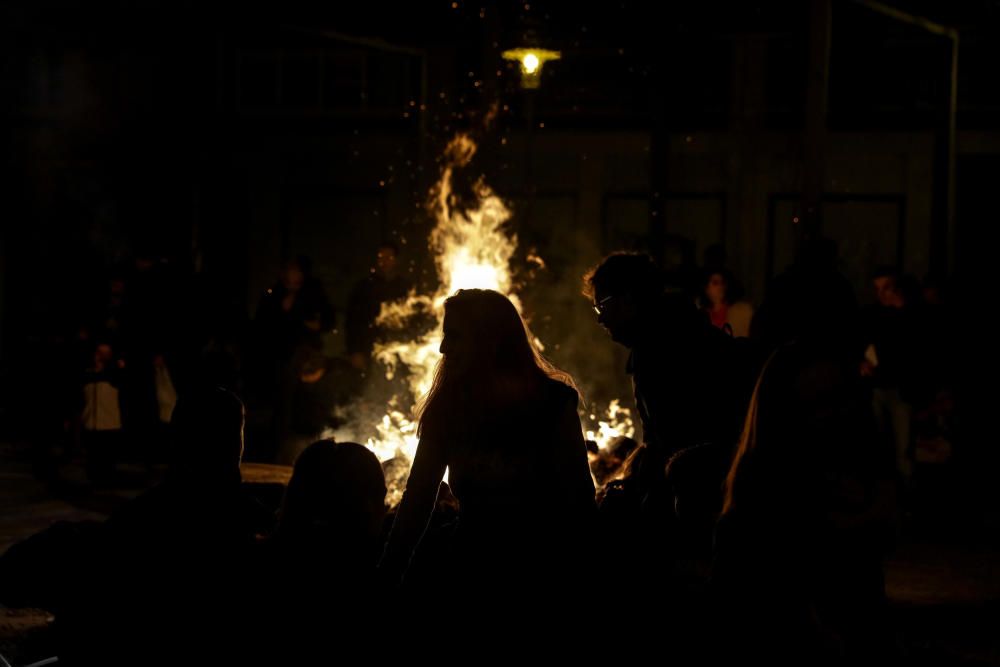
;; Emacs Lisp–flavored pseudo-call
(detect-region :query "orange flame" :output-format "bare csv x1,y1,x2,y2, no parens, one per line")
334,133,633,505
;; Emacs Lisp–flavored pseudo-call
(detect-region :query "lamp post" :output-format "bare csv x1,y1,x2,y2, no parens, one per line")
501,46,561,211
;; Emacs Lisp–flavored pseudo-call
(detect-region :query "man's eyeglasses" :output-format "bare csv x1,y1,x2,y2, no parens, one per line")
593,294,616,315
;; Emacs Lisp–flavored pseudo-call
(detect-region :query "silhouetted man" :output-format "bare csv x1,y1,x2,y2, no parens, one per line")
584,253,744,506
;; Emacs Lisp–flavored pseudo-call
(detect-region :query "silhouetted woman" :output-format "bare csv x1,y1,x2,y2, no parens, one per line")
713,343,895,661
380,289,596,605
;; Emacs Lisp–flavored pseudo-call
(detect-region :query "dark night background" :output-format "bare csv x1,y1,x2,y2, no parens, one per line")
3,1,999,397
2,0,1000,662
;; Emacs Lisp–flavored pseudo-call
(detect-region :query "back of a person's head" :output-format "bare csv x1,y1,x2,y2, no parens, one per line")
421,289,577,433
169,386,245,478
443,289,536,373
583,252,664,302
752,259,858,354
279,441,387,547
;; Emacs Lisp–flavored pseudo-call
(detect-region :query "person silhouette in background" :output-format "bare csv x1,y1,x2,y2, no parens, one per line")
861,267,923,489
59,387,271,665
254,257,336,459
714,343,895,661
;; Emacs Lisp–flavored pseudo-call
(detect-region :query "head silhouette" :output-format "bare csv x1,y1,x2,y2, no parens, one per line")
420,289,576,434
438,289,536,376
751,243,858,353
169,387,245,482
583,253,661,346
279,440,387,548
584,252,700,347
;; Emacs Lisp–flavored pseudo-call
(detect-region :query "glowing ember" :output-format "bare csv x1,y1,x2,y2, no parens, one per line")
334,133,634,504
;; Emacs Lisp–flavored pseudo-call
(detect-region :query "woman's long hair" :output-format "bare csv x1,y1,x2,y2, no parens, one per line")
417,289,577,437
723,344,843,516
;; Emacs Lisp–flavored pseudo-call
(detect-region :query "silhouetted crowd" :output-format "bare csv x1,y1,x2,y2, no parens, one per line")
1,239,966,664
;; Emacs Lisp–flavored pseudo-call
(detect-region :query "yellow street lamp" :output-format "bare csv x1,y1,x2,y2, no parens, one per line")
501,48,561,89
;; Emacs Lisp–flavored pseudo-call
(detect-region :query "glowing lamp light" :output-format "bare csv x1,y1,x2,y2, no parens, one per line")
522,52,540,74
501,48,561,89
